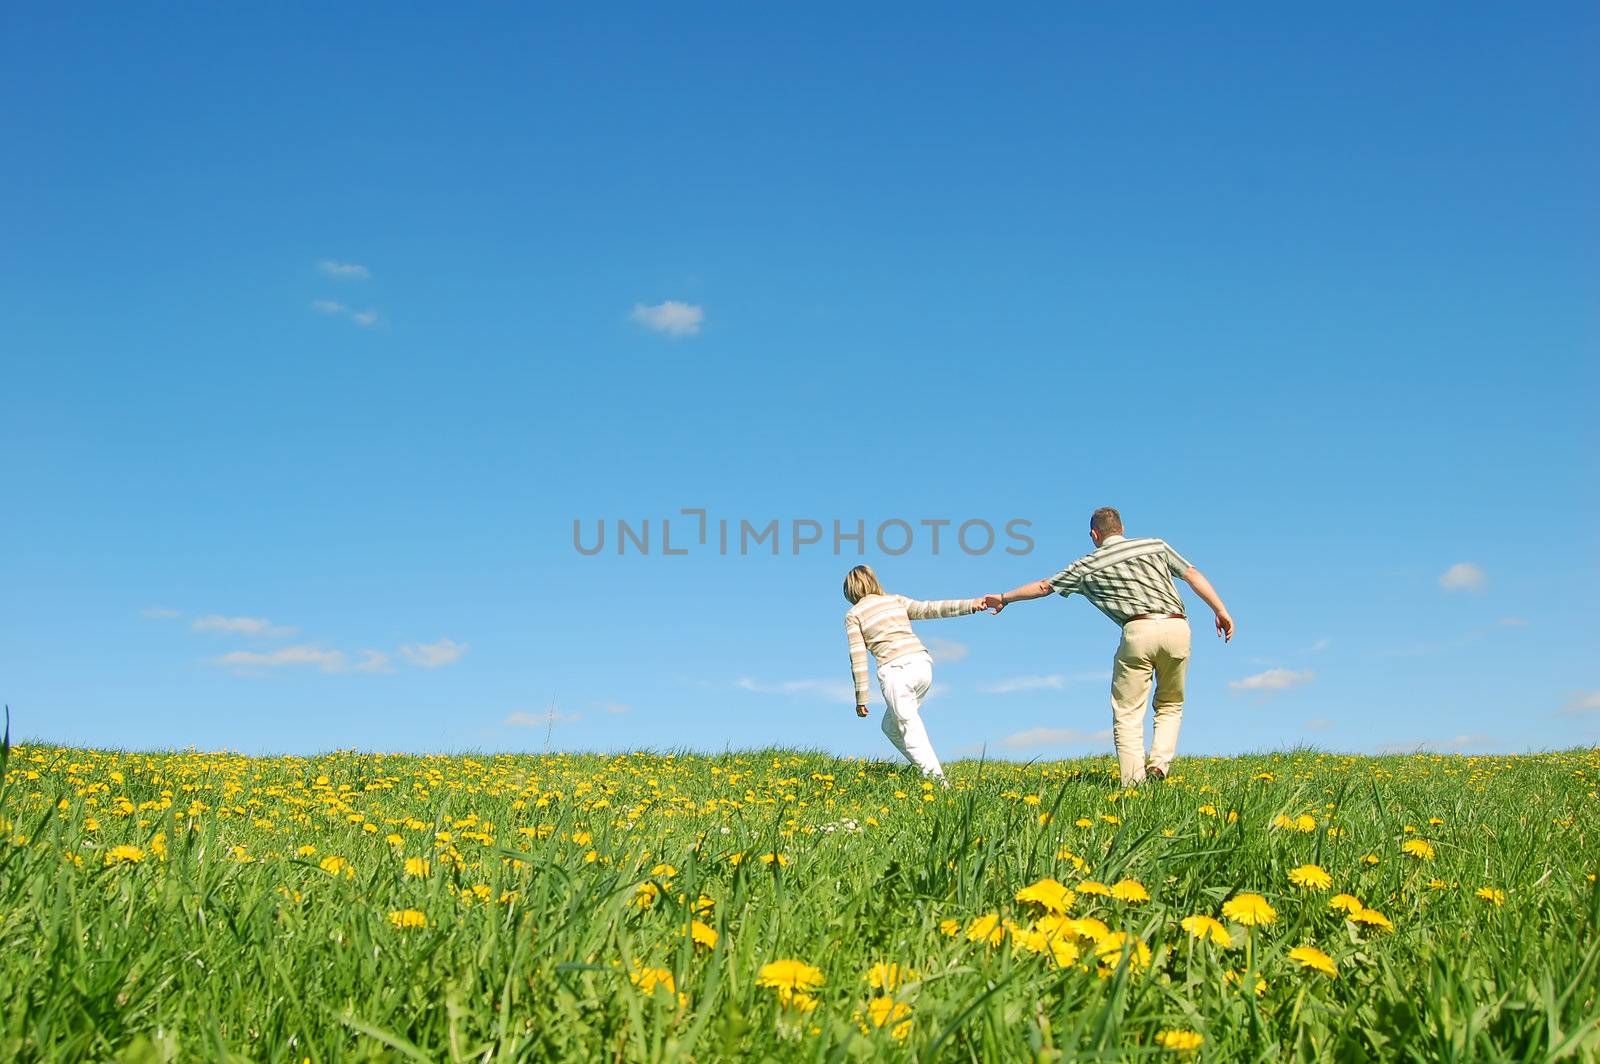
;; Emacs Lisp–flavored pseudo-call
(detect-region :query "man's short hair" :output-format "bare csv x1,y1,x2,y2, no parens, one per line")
1090,507,1124,536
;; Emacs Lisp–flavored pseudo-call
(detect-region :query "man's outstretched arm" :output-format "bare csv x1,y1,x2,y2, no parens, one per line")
1182,567,1235,641
979,579,1053,614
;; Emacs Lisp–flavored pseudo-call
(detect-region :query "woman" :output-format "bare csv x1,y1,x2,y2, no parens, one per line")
843,564,981,781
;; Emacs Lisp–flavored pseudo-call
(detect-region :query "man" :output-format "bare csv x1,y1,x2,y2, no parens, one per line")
981,507,1234,785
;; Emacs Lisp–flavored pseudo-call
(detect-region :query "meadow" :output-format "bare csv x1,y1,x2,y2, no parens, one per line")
1,739,1596,1062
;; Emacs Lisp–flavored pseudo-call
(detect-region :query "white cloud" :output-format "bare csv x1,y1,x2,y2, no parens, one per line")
1229,668,1315,693
978,672,1107,695
1439,562,1486,592
140,607,181,620
925,638,969,663
630,300,704,337
505,709,581,727
737,677,856,702
996,727,1112,750
318,260,371,280
1375,733,1497,754
1307,638,1332,654
311,299,382,327
351,650,392,673
400,638,468,669
1559,691,1600,715
1304,719,1332,732
209,645,351,674
192,615,298,638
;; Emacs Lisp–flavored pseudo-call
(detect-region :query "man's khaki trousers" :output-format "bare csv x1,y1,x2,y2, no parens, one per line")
1110,617,1191,785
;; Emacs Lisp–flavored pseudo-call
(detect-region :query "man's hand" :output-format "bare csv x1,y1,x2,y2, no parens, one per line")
1214,610,1235,642
855,704,870,718
980,593,1007,615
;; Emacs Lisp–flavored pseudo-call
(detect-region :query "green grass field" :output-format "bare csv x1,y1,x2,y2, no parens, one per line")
2,741,1597,1061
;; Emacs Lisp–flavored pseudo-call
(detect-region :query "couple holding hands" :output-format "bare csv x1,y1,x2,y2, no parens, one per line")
844,507,1234,787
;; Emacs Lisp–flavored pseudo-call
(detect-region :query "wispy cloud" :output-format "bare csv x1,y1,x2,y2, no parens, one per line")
631,300,704,337
1375,733,1498,755
505,709,581,727
318,260,370,280
209,644,386,675
310,299,382,328
1306,638,1332,654
1304,719,1332,732
192,615,297,638
140,607,182,620
978,672,1107,695
353,651,391,672
1558,691,1600,716
1229,668,1315,693
400,638,468,669
593,702,632,716
925,638,969,663
1439,562,1486,592
737,677,855,702
962,727,1113,754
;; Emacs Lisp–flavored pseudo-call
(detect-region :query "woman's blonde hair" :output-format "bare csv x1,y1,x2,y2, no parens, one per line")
843,564,885,604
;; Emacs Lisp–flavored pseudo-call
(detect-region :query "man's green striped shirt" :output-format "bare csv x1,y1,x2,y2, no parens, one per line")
1046,534,1193,626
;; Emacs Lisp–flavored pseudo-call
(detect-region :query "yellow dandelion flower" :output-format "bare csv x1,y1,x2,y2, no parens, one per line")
758,852,789,866
403,856,431,877
1221,893,1277,926
1156,1029,1205,1051
1065,916,1111,943
1074,817,1094,828
1180,915,1233,948
1225,969,1267,996
689,920,718,949
630,965,676,995
964,913,1006,947
1348,907,1394,932
938,918,961,938
1329,893,1363,914
1077,880,1111,897
1288,945,1337,978
865,962,914,991
757,959,824,993
1361,853,1380,866
1426,878,1450,891
1475,887,1506,907
775,987,818,1012
1111,879,1150,903
387,909,427,930
859,998,913,1040
1402,839,1435,861
1288,864,1332,891
1094,932,1152,970
103,844,145,865
318,855,353,878
1015,877,1076,914
295,844,317,857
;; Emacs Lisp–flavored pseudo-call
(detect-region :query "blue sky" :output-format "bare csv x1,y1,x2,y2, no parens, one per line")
3,4,1596,760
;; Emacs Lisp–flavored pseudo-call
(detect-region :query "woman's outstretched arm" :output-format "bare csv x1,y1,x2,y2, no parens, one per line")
900,596,982,620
